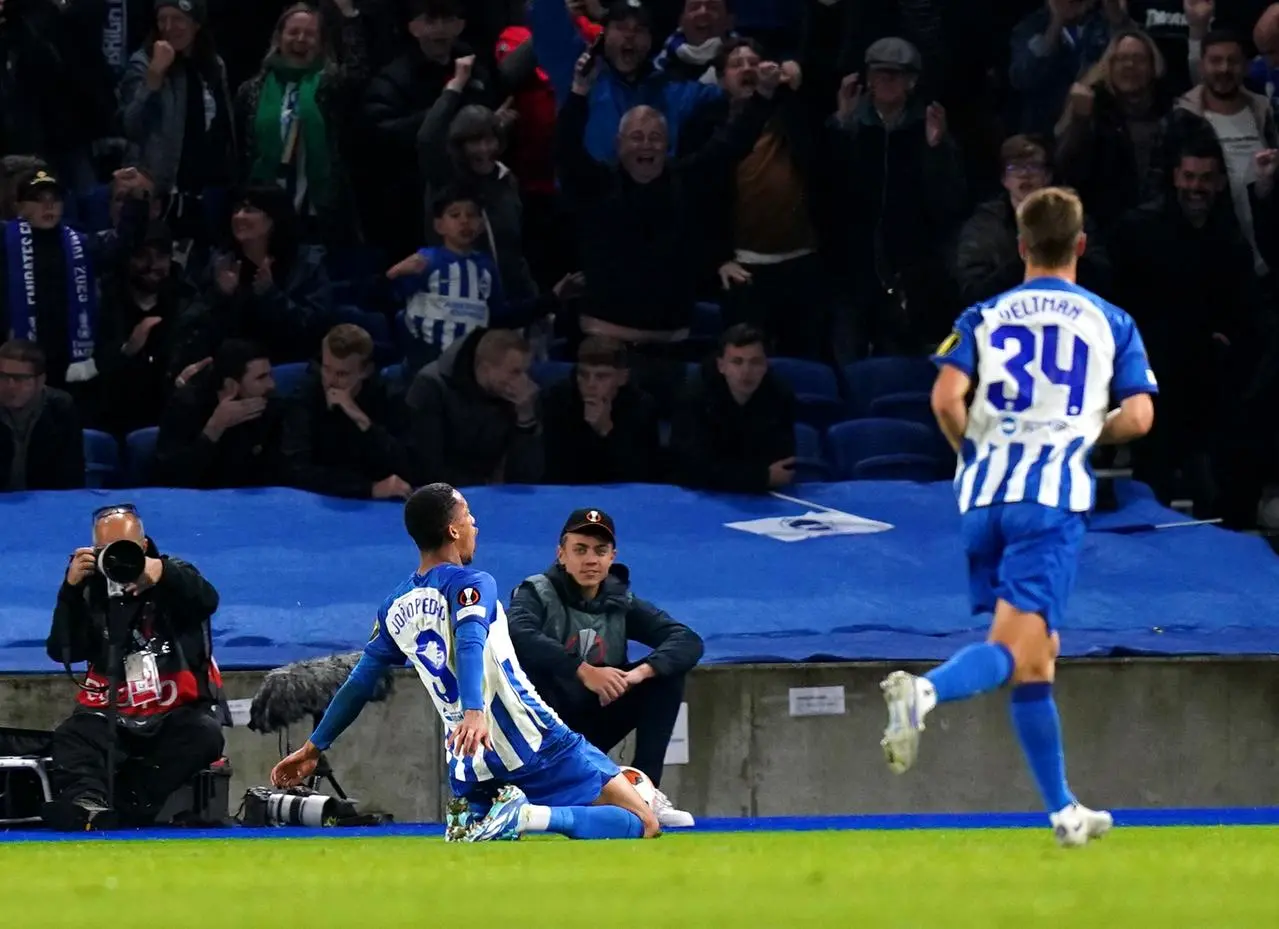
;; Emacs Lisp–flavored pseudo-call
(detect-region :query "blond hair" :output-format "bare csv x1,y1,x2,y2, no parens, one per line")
1016,187,1084,269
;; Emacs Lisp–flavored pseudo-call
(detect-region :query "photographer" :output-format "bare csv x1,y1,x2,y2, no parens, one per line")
43,504,225,831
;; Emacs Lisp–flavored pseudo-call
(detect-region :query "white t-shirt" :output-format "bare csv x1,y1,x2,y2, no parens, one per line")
1203,108,1268,273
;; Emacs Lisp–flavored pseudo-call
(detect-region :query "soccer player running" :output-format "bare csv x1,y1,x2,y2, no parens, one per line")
271,483,659,842
879,187,1157,848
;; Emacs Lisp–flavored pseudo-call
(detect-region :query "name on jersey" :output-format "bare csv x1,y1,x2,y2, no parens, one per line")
386,592,448,638
998,295,1082,324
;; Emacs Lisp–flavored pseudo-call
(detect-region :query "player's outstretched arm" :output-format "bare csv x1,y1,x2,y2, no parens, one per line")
1098,393,1154,445
931,364,972,453
270,651,394,787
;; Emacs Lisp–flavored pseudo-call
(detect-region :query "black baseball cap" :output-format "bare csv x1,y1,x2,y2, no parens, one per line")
561,508,616,543
16,170,64,203
604,0,652,28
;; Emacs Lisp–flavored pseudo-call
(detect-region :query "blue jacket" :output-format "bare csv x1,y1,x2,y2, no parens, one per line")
1009,7,1116,136
529,0,722,163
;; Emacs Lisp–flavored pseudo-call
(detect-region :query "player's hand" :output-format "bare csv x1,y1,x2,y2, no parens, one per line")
577,664,629,705
66,548,97,586
447,710,493,757
272,742,321,788
768,456,796,488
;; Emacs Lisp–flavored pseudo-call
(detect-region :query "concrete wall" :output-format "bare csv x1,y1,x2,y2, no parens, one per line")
3,658,1277,821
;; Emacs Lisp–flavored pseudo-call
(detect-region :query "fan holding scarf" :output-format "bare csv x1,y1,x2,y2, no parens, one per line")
238,0,368,246
0,171,100,390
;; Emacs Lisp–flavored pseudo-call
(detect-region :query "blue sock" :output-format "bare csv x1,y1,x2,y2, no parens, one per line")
544,805,645,839
1010,683,1076,812
924,642,1014,704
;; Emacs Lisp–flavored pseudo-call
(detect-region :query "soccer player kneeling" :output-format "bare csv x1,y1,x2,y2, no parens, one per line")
271,483,659,842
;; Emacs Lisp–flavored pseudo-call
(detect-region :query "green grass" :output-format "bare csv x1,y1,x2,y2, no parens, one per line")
3,828,1277,928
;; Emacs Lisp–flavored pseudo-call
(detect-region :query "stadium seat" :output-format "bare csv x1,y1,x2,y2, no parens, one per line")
272,362,310,399
842,357,937,418
770,358,844,428
124,427,159,487
380,363,404,385
851,453,947,482
793,423,830,482
691,302,722,338
531,360,573,386
333,305,390,343
826,418,943,480
869,391,935,426
83,430,121,489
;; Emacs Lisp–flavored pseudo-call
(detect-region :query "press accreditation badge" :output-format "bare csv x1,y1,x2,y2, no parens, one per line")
124,651,161,706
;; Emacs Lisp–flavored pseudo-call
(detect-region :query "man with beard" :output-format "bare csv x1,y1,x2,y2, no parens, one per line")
94,221,187,437
1176,29,1279,272
1107,138,1261,515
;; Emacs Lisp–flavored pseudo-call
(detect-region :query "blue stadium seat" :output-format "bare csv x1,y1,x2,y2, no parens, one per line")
826,418,944,480
869,390,934,426
793,423,830,482
531,360,573,387
333,305,390,343
771,358,840,396
851,453,946,482
83,430,121,489
273,362,310,398
380,363,404,385
692,302,722,338
842,357,937,418
125,427,159,487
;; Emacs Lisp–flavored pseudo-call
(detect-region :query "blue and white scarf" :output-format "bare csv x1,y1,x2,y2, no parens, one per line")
5,221,98,376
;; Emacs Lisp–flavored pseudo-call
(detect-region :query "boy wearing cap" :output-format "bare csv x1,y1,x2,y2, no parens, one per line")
507,507,703,826
1,171,104,391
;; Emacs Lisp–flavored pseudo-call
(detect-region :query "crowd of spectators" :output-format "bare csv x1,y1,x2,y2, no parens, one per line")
2,0,1279,532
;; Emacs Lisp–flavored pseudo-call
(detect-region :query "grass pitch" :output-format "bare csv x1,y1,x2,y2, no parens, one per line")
3,827,1276,928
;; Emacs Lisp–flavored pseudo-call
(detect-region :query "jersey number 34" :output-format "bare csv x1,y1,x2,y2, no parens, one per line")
987,324,1089,417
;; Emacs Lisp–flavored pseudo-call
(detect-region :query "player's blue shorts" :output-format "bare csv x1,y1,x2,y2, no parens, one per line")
961,502,1087,631
449,728,620,809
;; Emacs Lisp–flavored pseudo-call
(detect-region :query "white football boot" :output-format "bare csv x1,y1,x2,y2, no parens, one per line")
650,786,695,829
1050,802,1114,848
880,671,937,774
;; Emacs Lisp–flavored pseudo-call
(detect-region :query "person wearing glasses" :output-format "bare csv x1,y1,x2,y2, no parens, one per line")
952,134,1110,307
0,339,85,492
42,502,225,832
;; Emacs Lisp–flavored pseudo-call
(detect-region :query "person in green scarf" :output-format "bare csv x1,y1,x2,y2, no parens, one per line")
248,4,336,212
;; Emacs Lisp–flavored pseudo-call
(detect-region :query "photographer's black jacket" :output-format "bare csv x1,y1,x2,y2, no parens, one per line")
47,552,221,728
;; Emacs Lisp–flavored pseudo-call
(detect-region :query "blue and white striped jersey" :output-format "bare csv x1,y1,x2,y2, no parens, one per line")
933,277,1158,514
365,563,566,783
401,247,503,355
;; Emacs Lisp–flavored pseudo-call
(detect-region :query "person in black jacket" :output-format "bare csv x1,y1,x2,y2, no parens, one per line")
669,323,796,493
153,337,284,488
281,323,415,499
0,339,84,491
543,336,661,485
44,503,224,831
507,508,703,815
680,37,830,360
556,43,788,412
405,326,543,486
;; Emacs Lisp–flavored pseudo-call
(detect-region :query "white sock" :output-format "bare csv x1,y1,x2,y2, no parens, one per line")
917,677,938,717
520,804,551,833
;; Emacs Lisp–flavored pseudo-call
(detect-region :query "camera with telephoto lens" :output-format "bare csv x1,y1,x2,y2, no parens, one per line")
95,538,147,599
242,786,353,827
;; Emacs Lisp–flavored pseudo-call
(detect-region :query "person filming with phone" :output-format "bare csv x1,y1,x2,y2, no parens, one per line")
42,503,225,831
